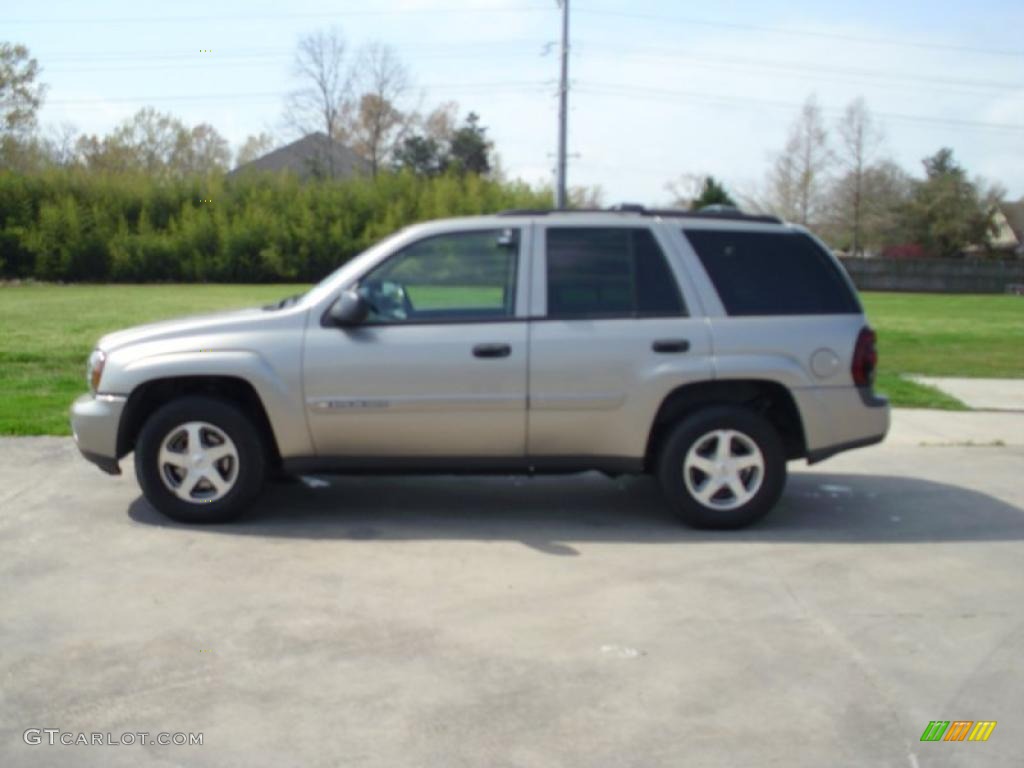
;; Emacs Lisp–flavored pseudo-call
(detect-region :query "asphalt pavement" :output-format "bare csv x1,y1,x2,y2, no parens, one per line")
1,412,1022,767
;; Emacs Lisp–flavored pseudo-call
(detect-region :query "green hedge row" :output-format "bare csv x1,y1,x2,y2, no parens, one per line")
0,170,551,282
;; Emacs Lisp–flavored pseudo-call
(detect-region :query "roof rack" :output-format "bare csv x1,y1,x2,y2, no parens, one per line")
496,204,782,224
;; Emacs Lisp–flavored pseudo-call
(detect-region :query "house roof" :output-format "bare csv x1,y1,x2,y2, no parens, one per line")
228,132,369,180
1001,200,1024,241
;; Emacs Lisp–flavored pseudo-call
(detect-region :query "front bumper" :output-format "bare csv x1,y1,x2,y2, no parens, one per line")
70,393,127,475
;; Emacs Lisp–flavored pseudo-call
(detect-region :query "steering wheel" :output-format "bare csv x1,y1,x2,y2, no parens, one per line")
361,280,411,321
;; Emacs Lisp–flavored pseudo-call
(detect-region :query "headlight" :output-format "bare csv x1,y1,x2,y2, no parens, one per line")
86,349,106,393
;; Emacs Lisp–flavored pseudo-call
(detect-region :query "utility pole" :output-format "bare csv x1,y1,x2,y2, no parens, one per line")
555,0,570,209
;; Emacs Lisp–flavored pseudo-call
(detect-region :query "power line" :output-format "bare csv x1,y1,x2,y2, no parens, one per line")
575,82,1024,133
43,81,551,107
37,40,1021,100
575,42,1024,94
41,41,543,64
42,46,551,74
574,7,1024,59
6,5,554,25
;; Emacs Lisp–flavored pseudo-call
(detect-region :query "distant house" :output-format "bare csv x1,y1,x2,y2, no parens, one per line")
228,132,369,181
992,201,1024,256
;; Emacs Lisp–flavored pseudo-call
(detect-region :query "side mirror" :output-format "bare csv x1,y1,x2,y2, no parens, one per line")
329,289,370,327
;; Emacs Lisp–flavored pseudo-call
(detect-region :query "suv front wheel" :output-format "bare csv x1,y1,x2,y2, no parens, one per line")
657,406,786,529
135,396,266,524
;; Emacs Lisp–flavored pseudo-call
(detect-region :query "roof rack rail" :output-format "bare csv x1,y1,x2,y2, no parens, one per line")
645,208,783,224
496,205,782,224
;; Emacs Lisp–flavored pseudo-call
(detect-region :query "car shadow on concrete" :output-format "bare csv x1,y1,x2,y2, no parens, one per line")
127,470,1024,553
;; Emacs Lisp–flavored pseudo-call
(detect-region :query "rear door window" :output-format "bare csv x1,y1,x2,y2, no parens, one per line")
683,229,860,316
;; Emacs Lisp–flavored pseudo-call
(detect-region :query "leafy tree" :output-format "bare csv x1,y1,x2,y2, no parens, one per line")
392,134,444,177
665,174,734,210
173,123,231,175
903,148,1000,258
77,108,185,175
0,43,47,172
0,43,45,136
446,113,491,175
690,176,736,210
393,109,494,178
76,109,229,177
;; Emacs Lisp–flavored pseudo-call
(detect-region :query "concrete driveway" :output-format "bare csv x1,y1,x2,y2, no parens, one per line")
1,416,1022,767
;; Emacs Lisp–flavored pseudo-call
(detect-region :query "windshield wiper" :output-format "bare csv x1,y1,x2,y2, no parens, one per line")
264,293,303,310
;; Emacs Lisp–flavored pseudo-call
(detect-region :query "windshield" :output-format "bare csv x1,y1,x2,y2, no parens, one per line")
297,228,412,309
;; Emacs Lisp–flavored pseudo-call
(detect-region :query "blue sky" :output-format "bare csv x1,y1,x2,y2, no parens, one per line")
7,0,1024,202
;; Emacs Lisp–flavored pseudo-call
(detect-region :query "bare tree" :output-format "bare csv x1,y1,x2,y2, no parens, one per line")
665,173,704,209
344,42,411,177
569,184,605,209
45,121,79,166
286,29,352,143
836,98,884,255
423,101,459,145
820,159,913,253
235,132,275,167
767,95,832,226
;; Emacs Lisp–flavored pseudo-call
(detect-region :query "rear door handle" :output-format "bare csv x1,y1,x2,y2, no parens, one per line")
652,339,690,354
473,343,512,359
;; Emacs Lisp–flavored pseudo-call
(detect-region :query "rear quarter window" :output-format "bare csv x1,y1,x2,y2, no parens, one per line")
684,229,861,316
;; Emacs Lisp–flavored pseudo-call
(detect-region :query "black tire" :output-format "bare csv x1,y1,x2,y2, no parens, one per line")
657,406,786,529
135,396,266,524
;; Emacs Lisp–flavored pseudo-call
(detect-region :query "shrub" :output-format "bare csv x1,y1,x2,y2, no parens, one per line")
0,169,552,282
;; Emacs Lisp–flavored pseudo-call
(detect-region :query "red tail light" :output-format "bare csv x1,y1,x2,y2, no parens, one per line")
852,328,878,387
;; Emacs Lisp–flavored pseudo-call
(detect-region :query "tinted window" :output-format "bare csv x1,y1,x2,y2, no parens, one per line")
360,229,518,323
546,228,686,318
684,230,860,316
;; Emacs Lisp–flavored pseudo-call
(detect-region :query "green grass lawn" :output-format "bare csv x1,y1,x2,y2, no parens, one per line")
862,293,1024,409
0,285,1020,434
0,284,306,435
406,284,503,309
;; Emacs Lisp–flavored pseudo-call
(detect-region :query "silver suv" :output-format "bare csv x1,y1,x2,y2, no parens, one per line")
71,207,889,529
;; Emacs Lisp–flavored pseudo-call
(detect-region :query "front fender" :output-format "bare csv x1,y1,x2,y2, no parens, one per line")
104,350,312,457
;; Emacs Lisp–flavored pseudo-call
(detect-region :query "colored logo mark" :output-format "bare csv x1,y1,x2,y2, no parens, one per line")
920,721,996,742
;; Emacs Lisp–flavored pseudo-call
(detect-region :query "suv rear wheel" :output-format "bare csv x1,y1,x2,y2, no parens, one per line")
135,396,266,524
657,406,786,529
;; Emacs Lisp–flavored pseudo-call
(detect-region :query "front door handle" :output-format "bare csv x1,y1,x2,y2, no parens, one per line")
473,343,512,359
652,339,690,354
